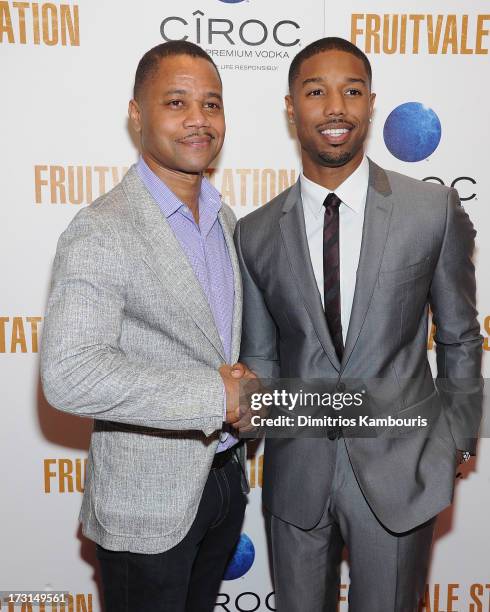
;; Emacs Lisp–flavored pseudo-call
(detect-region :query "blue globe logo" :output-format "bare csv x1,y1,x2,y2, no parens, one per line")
224,533,255,580
383,102,442,162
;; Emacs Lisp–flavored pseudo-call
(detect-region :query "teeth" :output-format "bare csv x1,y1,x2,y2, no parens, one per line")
322,128,349,136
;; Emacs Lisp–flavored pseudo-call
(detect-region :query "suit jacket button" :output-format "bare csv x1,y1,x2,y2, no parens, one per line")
336,382,346,392
327,428,340,440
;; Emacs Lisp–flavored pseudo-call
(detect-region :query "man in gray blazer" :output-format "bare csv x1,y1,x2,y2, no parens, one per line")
41,41,254,612
235,37,482,611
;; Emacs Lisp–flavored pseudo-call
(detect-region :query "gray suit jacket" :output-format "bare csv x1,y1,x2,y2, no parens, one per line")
235,159,482,533
41,165,246,553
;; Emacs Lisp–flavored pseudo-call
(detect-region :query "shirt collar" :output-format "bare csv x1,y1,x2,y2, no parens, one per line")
300,156,369,218
136,156,223,222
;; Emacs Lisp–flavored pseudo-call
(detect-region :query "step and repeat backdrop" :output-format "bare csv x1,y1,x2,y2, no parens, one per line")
2,0,490,610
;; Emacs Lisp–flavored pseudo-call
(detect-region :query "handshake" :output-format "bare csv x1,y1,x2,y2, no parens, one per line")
219,362,261,434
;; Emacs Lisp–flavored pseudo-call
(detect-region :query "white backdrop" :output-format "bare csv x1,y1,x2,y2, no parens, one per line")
2,0,489,610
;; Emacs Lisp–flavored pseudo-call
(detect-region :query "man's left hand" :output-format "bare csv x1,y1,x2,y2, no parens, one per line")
229,363,261,433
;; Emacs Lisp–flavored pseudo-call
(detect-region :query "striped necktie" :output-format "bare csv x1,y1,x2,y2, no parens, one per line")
323,192,343,361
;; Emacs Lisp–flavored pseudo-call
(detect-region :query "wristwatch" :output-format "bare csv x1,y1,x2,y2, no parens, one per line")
461,451,471,463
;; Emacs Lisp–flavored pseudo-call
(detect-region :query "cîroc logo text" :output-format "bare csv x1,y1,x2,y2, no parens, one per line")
160,10,300,50
423,176,477,202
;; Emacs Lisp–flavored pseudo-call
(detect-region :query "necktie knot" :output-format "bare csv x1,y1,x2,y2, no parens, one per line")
323,192,341,210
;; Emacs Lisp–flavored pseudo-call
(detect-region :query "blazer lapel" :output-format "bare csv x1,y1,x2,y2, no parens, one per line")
122,166,226,360
341,159,394,371
279,182,341,371
219,208,242,364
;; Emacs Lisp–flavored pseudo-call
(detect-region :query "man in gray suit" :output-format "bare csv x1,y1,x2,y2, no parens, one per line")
235,37,482,611
41,41,255,612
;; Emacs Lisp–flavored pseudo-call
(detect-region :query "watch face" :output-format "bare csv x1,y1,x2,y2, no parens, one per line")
462,451,471,462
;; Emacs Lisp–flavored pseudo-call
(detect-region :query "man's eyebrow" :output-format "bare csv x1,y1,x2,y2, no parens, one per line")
163,89,223,101
206,91,223,101
346,77,367,85
300,76,368,87
164,89,188,96
301,77,324,87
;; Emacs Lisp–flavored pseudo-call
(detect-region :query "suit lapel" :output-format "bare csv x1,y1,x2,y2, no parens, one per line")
219,208,242,364
279,182,341,371
122,166,226,360
341,160,394,371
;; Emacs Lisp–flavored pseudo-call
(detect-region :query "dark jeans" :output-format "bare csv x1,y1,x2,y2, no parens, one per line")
96,455,246,612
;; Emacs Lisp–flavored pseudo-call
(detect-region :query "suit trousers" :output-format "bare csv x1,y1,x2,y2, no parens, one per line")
96,455,246,612
269,439,435,612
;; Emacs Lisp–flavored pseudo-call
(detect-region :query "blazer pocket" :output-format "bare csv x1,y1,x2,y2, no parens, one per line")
378,257,431,287
92,431,196,538
393,389,440,434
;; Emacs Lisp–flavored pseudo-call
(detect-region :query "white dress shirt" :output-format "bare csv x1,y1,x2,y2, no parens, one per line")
300,156,369,344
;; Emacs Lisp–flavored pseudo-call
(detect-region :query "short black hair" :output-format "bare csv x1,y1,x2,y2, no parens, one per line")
288,37,372,91
133,40,221,100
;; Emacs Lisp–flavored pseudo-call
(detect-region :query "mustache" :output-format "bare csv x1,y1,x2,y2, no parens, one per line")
177,131,215,142
318,119,355,129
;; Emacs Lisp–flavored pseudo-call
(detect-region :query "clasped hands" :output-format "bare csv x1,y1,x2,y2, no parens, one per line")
219,363,262,434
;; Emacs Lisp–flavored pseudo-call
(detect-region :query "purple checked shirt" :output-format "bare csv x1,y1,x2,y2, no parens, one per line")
137,158,237,452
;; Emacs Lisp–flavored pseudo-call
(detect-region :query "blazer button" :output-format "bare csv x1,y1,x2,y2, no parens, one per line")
327,428,340,440
336,382,346,392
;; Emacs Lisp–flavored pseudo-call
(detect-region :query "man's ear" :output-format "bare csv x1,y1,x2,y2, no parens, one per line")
128,99,142,133
369,92,376,119
285,94,295,125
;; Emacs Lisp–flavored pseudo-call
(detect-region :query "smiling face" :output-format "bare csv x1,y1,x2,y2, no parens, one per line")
129,54,225,175
286,49,375,181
